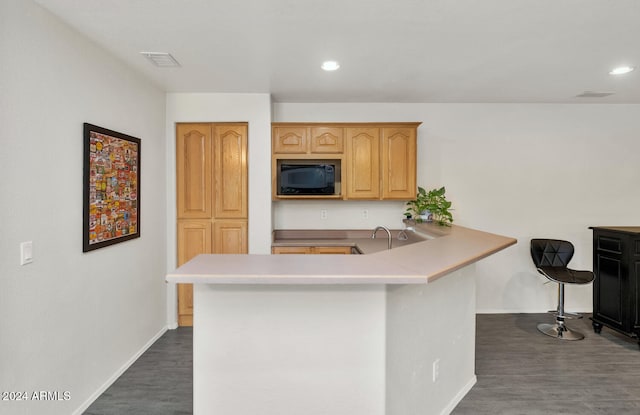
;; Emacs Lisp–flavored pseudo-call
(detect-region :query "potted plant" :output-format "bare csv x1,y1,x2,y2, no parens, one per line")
405,186,453,226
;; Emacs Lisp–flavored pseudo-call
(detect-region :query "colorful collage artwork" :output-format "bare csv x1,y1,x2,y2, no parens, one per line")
84,124,140,251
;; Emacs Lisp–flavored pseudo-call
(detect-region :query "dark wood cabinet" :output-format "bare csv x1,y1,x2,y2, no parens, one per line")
590,226,640,347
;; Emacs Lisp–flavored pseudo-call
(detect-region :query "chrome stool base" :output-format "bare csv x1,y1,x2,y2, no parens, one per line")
537,322,585,341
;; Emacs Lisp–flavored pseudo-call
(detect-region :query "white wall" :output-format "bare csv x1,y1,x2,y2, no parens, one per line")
0,1,167,414
165,93,272,326
386,264,477,414
194,284,386,415
273,103,640,313
273,200,408,230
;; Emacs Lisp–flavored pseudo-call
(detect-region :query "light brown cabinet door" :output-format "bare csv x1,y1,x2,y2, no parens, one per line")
177,220,212,327
214,124,248,218
345,127,380,199
176,124,212,219
273,126,308,154
313,246,352,254
214,220,248,254
272,246,352,254
272,246,313,254
310,126,343,154
381,127,416,199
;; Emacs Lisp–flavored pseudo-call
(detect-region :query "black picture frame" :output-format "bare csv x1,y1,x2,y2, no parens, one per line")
83,123,141,252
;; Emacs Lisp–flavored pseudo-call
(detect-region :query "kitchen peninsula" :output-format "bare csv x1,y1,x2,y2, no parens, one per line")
167,223,516,415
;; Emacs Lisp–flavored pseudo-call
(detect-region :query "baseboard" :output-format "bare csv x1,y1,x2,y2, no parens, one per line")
441,375,477,415
476,309,592,314
72,325,168,415
477,309,545,314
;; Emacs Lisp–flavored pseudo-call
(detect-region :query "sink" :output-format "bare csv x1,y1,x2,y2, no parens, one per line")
352,228,431,254
272,228,434,255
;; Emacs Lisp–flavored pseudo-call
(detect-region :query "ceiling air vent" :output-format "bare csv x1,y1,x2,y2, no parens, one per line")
575,91,614,98
140,52,181,67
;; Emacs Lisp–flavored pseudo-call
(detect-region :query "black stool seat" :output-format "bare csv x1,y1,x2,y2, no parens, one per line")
537,266,595,285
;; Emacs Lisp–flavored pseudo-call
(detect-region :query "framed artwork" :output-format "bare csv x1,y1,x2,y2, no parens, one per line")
83,123,141,252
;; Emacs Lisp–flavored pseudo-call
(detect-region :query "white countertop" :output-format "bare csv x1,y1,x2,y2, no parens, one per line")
166,223,517,285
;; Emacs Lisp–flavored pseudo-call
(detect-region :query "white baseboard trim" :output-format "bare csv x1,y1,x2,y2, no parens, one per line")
72,325,168,415
441,375,477,415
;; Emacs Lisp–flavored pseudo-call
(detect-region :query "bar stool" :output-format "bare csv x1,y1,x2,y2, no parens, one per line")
530,239,594,340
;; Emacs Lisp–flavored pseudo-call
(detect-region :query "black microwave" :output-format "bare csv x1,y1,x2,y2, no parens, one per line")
278,163,336,195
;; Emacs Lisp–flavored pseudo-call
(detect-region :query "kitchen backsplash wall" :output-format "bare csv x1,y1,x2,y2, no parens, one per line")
273,200,407,230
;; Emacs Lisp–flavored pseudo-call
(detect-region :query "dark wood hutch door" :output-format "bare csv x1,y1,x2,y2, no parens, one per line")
591,226,640,348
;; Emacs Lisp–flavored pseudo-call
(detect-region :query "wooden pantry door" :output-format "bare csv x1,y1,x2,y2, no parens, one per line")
176,122,248,326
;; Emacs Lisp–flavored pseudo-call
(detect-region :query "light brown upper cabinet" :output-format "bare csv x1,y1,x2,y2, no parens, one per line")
345,127,381,199
381,127,417,200
272,122,420,201
176,122,248,327
310,126,344,153
273,126,307,154
272,125,344,155
344,125,418,200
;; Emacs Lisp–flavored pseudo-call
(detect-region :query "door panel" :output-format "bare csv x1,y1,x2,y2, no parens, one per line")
177,220,212,326
382,127,416,199
273,127,307,153
176,124,212,219
214,124,248,218
596,254,624,328
346,127,380,199
214,220,248,254
310,127,343,153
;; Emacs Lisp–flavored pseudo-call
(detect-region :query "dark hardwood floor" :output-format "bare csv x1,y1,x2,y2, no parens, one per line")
84,314,640,415
453,313,640,415
83,328,192,415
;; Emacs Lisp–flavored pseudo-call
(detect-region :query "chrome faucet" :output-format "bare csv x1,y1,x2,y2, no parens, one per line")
372,226,392,250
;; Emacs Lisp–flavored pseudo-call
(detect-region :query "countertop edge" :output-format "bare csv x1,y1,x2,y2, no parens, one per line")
166,224,517,285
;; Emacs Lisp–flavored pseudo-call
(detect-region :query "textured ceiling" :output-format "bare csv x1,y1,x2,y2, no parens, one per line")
35,0,640,103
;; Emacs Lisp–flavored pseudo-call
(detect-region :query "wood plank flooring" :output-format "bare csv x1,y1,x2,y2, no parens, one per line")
83,328,192,415
83,314,640,414
452,313,640,415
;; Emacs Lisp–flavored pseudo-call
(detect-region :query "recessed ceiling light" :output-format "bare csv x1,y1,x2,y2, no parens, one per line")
140,52,181,67
321,61,340,71
609,66,635,75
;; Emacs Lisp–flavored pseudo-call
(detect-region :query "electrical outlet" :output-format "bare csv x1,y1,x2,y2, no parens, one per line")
320,209,328,220
432,359,440,382
362,209,369,219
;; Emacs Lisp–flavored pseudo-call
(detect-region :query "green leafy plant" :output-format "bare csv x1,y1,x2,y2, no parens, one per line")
405,186,453,226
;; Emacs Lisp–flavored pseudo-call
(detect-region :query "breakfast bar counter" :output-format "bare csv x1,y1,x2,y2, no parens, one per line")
166,223,516,415
169,223,515,284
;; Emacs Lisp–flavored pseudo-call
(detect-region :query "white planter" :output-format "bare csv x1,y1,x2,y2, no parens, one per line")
419,210,433,222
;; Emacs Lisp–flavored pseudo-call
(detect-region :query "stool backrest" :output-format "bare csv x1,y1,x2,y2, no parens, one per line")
530,239,574,268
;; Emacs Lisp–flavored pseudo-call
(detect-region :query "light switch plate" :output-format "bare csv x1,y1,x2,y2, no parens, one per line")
432,358,440,382
20,241,33,265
